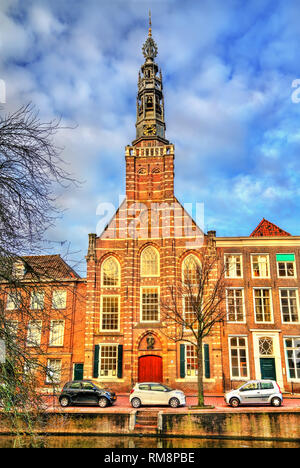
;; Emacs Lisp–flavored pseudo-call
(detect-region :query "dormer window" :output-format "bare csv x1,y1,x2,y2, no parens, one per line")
12,260,26,279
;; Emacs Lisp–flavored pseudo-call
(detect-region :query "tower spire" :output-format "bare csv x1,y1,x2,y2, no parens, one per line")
133,13,168,144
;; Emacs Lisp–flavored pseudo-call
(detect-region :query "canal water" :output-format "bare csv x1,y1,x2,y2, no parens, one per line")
0,435,299,448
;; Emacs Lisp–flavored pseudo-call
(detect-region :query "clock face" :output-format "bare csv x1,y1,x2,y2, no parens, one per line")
143,124,157,136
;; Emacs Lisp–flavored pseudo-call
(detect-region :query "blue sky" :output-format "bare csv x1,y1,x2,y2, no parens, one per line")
1,0,300,274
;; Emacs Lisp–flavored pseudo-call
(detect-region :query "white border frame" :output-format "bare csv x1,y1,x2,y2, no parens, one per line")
228,334,250,381
140,286,160,323
226,287,246,323
100,295,120,332
250,253,271,279
283,335,300,383
279,288,300,324
224,253,243,279
253,287,274,324
101,256,121,288
276,253,297,279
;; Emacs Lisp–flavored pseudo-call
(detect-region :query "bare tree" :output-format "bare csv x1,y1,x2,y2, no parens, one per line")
0,104,79,446
161,247,226,407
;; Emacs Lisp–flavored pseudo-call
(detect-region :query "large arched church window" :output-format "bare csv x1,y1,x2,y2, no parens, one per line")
182,254,200,285
141,246,159,277
101,257,120,287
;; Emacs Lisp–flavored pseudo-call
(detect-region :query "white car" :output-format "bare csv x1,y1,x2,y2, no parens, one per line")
130,382,186,408
225,380,283,407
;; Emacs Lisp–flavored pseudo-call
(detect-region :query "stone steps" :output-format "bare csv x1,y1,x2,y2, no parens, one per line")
134,410,159,431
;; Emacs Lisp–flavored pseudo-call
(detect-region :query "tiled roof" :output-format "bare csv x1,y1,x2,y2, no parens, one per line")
250,218,291,237
21,254,80,280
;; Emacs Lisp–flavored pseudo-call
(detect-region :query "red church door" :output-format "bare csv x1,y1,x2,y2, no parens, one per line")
138,355,163,382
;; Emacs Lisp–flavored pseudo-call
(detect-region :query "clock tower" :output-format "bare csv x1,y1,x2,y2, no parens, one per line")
133,14,168,144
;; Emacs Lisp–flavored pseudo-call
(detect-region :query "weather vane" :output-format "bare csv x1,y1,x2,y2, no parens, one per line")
148,9,152,37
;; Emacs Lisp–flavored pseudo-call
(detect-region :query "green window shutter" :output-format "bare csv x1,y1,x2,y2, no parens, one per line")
204,344,210,379
180,344,186,378
276,254,295,262
117,345,123,378
93,345,100,378
74,363,84,381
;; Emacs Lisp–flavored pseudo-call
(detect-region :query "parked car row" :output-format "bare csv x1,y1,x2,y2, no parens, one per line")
58,379,283,409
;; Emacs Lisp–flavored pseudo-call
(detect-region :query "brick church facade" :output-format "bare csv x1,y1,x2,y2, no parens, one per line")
2,25,300,394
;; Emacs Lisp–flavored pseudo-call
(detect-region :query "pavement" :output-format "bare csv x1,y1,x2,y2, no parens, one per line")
44,394,300,413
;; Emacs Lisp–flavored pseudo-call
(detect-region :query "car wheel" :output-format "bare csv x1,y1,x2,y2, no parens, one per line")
169,397,180,408
131,397,141,408
229,397,240,408
271,397,282,407
59,397,70,408
98,397,108,408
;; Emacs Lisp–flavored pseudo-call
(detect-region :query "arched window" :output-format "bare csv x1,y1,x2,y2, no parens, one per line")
141,246,159,277
182,254,200,285
101,257,120,287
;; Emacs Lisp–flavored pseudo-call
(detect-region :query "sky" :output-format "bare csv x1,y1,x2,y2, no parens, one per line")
1,0,300,275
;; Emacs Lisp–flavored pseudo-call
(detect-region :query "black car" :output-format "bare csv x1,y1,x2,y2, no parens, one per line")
59,380,117,408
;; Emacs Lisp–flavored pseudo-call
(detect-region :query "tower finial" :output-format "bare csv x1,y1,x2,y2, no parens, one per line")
148,10,152,37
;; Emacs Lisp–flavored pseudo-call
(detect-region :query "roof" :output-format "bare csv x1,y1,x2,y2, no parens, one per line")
250,218,291,237
20,254,80,281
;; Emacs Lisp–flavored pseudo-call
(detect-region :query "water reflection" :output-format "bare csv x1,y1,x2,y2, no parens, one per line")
0,436,299,448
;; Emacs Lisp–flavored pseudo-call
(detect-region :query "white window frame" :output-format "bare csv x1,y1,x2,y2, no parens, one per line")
30,290,45,310
224,254,243,279
182,295,198,331
253,287,274,324
27,320,43,347
140,246,160,278
276,253,297,279
228,335,250,381
49,320,65,347
250,254,270,279
182,254,201,285
279,288,300,324
181,342,212,381
6,292,21,310
140,286,160,323
226,288,246,323
101,256,121,287
283,336,300,383
100,295,120,332
46,359,62,384
52,290,67,309
98,343,119,380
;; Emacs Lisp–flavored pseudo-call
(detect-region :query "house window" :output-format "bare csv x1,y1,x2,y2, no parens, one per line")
6,292,21,310
254,289,273,322
46,359,62,383
140,247,159,277
259,337,273,356
27,321,42,347
225,255,242,278
141,287,159,322
277,254,296,278
30,290,44,310
182,254,200,285
186,344,198,376
49,320,65,346
226,289,245,322
99,345,118,377
183,296,198,330
229,336,249,379
101,257,120,287
284,338,300,380
7,320,18,337
280,289,299,323
251,255,270,278
101,296,119,331
52,290,67,309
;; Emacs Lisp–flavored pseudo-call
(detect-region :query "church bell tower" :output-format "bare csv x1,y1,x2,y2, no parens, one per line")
133,13,168,144
126,13,174,203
